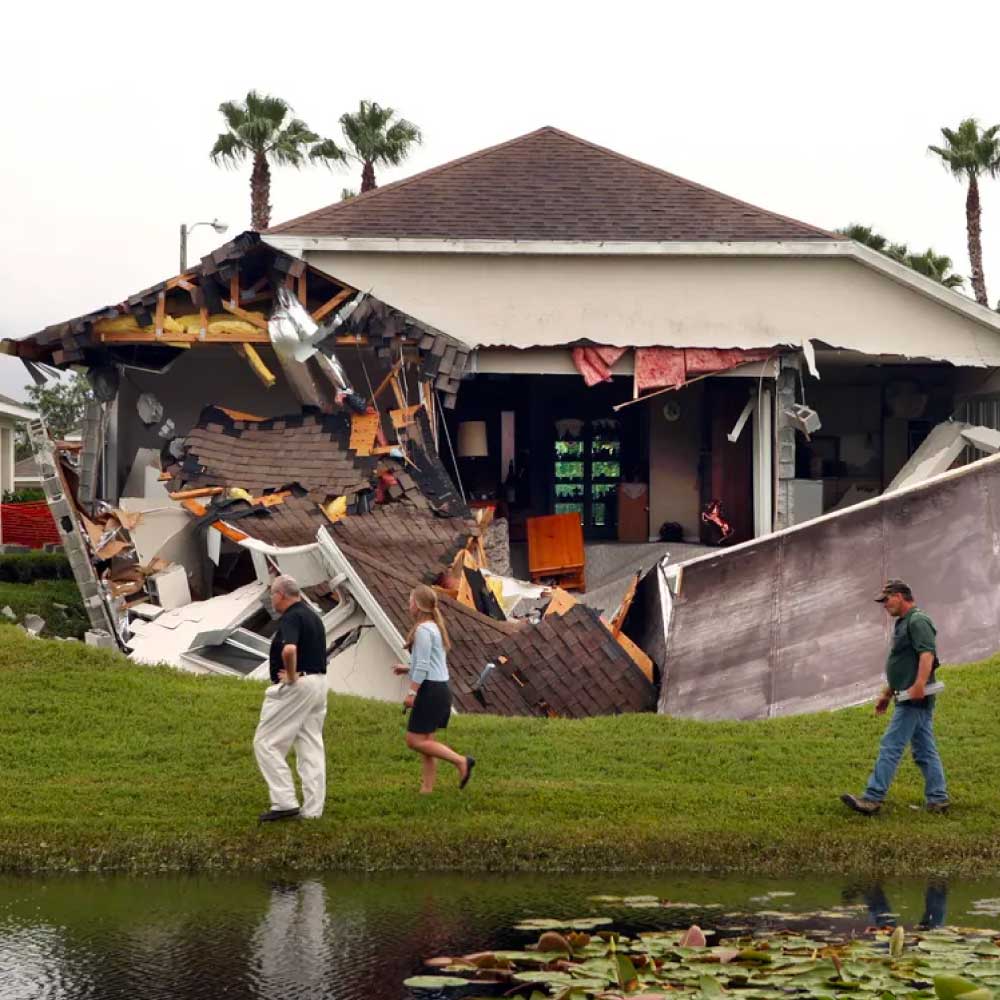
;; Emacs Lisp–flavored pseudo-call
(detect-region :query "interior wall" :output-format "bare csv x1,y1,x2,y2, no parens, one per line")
648,382,703,542
114,346,301,498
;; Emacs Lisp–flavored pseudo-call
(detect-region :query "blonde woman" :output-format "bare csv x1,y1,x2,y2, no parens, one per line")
393,585,475,794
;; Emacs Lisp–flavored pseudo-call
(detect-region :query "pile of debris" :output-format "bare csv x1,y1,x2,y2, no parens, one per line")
10,233,656,718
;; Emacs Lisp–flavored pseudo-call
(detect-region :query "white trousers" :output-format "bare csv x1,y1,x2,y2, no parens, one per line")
253,675,328,817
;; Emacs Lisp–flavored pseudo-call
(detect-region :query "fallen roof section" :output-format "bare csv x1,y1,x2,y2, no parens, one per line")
654,448,1000,721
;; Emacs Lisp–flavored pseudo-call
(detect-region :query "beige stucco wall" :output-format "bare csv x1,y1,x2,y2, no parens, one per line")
0,419,14,497
307,251,1000,367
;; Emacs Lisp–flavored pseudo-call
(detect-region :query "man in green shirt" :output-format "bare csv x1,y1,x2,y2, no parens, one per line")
841,579,949,816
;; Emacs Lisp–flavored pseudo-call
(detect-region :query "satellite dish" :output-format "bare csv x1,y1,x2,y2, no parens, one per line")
662,399,681,422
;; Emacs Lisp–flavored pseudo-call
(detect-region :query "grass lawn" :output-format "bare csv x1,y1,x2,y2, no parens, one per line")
0,579,88,638
2,624,999,877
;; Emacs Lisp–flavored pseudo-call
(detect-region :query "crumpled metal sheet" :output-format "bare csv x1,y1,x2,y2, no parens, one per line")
659,452,1000,720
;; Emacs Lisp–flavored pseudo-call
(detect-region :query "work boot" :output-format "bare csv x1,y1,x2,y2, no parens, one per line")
926,800,950,814
840,793,881,816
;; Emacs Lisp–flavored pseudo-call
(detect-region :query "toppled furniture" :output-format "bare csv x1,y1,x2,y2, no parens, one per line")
526,512,586,591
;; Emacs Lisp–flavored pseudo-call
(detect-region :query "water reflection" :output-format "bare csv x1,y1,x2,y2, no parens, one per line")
0,873,991,1000
250,881,333,995
843,879,948,929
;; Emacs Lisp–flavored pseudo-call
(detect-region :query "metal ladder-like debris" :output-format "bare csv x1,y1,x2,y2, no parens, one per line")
27,418,117,638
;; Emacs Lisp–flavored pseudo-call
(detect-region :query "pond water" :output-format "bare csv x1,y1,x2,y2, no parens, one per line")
2,872,1000,1000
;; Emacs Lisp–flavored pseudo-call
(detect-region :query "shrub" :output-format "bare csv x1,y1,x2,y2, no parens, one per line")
0,552,73,583
2,488,46,503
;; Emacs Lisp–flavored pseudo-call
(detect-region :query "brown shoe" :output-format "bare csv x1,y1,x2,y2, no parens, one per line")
841,793,881,815
926,800,950,814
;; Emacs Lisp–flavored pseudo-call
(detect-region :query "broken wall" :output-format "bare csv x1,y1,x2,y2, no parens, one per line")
113,345,383,502
114,346,300,499
659,451,1000,720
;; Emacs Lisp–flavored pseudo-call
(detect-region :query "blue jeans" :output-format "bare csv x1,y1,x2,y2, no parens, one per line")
864,703,948,804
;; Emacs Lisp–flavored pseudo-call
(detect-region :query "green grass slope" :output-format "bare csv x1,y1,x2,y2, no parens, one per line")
1,625,997,876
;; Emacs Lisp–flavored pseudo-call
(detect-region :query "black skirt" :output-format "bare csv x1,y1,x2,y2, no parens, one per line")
408,680,452,734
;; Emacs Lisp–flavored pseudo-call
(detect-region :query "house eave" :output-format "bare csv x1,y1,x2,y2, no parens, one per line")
263,235,1000,340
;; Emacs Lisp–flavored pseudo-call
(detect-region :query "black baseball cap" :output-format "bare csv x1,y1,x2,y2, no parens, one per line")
875,579,913,603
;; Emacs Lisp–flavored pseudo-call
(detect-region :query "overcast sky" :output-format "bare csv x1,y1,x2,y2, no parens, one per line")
3,0,1000,400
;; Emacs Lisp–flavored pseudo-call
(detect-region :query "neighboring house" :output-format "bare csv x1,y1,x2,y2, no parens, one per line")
0,393,37,497
265,126,1000,544
13,456,42,491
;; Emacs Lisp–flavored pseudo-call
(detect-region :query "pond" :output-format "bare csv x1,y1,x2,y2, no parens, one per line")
2,873,1000,1000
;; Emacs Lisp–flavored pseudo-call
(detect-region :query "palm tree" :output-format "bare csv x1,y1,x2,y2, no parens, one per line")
837,224,888,253
906,249,965,289
928,118,1000,306
210,91,319,231
838,224,964,288
311,100,421,193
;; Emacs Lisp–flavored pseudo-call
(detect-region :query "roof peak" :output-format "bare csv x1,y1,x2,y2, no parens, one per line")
268,125,835,242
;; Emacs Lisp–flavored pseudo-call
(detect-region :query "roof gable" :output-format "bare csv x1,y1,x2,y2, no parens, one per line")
268,126,835,243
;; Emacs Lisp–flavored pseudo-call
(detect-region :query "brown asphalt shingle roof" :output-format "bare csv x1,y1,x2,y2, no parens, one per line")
344,544,656,718
268,126,836,243
172,406,475,577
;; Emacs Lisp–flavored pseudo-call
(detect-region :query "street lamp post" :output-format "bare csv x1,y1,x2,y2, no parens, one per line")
179,218,229,272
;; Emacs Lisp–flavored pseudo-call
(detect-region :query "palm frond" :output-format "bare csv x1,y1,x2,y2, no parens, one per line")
244,90,292,126
929,118,1000,179
837,223,887,252
310,138,350,166
218,101,247,132
210,132,246,166
338,100,422,170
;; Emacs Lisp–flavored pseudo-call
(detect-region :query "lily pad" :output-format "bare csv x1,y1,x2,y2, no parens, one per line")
403,974,472,989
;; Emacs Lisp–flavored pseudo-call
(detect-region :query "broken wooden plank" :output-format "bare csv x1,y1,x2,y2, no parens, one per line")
180,498,248,542
614,629,654,683
348,411,380,456
97,327,270,345
252,490,290,508
371,361,402,402
311,287,353,322
297,270,307,307
222,300,269,330
608,572,640,637
170,487,224,501
217,406,266,422
544,588,578,618
390,404,422,430
154,292,166,338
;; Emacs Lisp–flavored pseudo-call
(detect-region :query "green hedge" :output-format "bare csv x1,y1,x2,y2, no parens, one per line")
0,552,72,583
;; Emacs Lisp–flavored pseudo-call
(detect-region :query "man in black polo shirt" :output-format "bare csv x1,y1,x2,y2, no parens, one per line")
253,575,329,822
840,579,949,816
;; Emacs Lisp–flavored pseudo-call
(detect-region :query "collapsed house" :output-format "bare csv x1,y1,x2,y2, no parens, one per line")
12,126,1000,720
2,233,654,717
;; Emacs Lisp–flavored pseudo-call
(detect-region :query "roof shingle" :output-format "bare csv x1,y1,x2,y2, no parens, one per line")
268,126,835,243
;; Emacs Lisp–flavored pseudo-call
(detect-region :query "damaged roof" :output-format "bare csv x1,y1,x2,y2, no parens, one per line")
267,126,837,243
172,405,474,575
344,544,656,718
1,232,473,404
